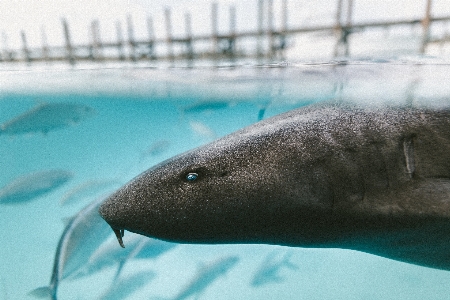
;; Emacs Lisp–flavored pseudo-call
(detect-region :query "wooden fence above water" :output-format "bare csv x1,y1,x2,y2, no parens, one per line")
1,0,450,65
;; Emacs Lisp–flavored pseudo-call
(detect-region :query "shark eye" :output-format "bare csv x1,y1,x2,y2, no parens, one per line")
186,172,198,182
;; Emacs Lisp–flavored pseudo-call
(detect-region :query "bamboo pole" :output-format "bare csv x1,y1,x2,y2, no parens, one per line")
115,21,125,60
257,0,264,57
164,7,174,60
41,26,49,61
90,19,102,60
228,5,236,55
334,0,352,57
21,31,31,62
1,32,13,61
127,15,136,61
344,0,353,56
211,2,218,55
267,0,274,56
421,0,432,53
185,12,194,59
147,16,156,59
62,18,75,64
280,0,288,54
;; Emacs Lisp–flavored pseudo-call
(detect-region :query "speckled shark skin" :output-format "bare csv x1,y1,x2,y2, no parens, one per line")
99,104,450,271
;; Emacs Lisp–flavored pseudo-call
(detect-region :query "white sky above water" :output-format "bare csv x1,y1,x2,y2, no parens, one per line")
1,0,449,50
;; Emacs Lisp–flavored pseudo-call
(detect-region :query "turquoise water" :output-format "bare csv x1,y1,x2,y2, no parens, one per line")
1,61,450,300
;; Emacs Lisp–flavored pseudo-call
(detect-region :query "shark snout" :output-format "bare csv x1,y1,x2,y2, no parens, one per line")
98,196,127,248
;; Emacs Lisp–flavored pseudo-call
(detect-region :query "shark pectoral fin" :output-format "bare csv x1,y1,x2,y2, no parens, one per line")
28,286,52,299
358,178,450,270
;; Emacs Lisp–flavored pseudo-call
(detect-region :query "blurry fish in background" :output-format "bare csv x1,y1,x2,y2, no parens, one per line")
189,121,216,140
70,232,176,281
59,179,121,206
0,103,95,136
68,233,142,280
139,140,171,162
251,251,299,287
159,255,239,300
0,170,73,204
115,236,177,280
29,196,112,300
257,107,267,121
182,100,229,114
97,270,156,300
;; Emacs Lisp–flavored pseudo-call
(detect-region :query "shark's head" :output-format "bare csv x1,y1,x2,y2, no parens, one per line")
99,121,335,247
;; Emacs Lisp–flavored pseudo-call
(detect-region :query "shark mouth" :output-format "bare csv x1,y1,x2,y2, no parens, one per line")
112,227,125,248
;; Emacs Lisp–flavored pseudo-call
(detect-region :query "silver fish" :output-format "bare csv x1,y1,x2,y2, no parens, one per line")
29,196,112,300
0,103,94,135
0,170,73,204
251,251,299,287
97,270,155,300
70,232,176,281
169,255,239,300
59,179,120,206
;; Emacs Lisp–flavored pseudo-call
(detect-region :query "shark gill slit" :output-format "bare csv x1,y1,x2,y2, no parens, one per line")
403,136,415,179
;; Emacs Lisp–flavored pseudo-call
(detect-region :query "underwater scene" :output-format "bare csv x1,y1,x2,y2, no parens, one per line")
1,60,450,300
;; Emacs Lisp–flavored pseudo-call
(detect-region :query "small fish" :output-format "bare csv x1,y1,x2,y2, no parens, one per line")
140,140,171,161
70,232,176,281
68,233,143,280
59,179,120,206
183,101,229,114
0,170,73,204
29,196,112,300
251,251,299,287
0,103,94,135
97,270,155,300
113,236,177,280
257,107,266,121
169,255,239,300
189,121,215,140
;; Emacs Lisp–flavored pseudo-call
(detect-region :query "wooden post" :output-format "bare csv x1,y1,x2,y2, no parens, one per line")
62,18,75,65
147,16,156,59
21,31,31,63
421,0,432,53
165,7,174,60
346,0,353,56
1,32,12,61
116,21,125,60
279,0,288,54
211,2,219,55
346,0,353,27
90,19,102,60
41,26,49,61
267,0,274,56
334,0,352,57
185,12,194,59
282,0,288,32
333,0,343,56
228,5,236,56
127,15,137,61
335,0,343,30
257,0,264,57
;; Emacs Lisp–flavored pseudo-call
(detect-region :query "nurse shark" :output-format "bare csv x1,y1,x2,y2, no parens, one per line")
99,104,450,271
